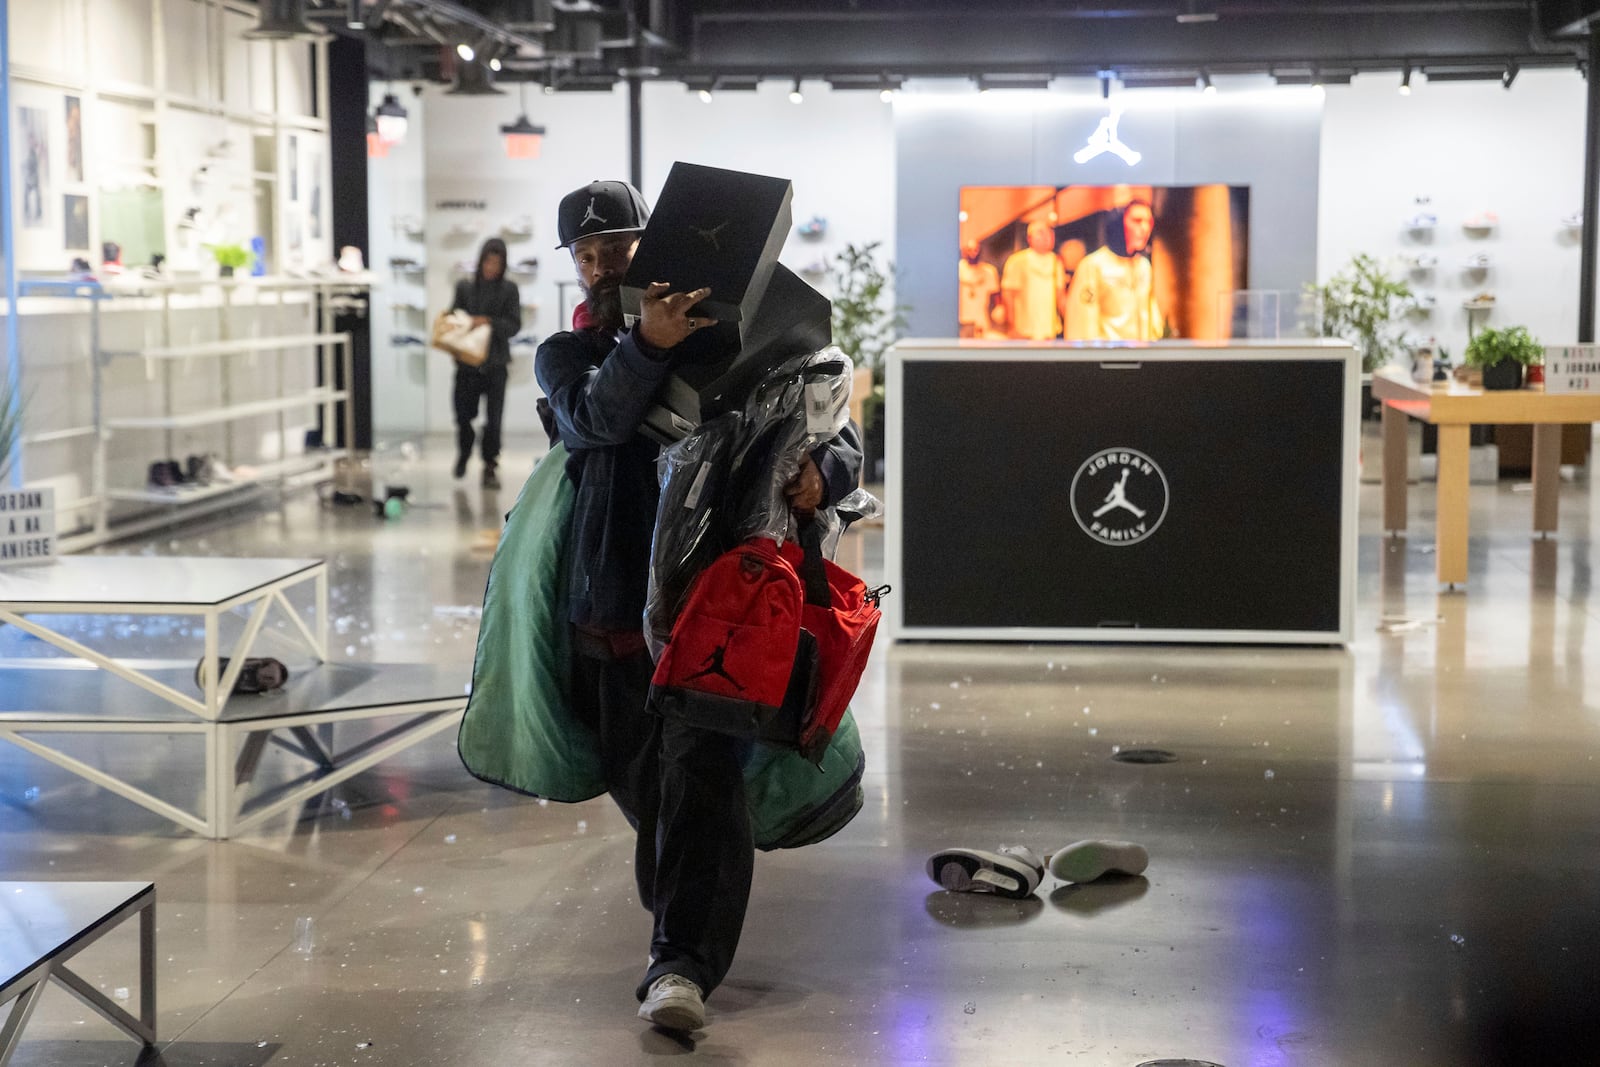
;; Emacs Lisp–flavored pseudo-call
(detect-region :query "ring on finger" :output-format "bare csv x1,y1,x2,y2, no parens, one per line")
687,318,698,329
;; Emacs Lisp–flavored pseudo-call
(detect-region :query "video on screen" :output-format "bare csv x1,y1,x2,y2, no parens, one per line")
958,184,1249,342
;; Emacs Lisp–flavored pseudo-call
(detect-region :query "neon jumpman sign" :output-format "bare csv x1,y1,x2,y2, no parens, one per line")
1074,105,1142,166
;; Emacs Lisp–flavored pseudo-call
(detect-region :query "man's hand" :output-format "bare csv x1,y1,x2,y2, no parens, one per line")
785,455,825,515
637,282,712,350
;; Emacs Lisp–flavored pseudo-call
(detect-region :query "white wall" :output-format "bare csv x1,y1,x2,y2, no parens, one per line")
1318,69,1589,361
364,78,897,441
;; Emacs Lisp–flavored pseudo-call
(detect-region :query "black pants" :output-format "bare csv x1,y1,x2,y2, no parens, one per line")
453,363,507,466
570,634,754,1002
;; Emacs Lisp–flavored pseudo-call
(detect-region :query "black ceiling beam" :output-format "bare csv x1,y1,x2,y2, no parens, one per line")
685,7,1576,70
1538,0,1600,36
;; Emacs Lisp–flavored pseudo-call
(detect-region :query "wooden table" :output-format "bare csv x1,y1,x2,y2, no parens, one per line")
1372,371,1600,586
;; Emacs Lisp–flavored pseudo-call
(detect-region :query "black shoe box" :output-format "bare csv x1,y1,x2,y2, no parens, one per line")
621,162,793,348
641,265,832,444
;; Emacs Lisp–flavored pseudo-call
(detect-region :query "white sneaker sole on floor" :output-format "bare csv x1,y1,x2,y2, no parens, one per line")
1047,840,1150,884
638,978,705,1032
925,847,1042,899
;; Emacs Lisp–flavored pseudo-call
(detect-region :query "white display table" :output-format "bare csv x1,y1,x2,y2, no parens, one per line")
1,881,156,1064
0,556,327,719
0,558,468,837
886,339,1360,644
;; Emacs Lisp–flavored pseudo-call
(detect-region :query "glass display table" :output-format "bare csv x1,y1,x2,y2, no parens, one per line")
1,881,156,1065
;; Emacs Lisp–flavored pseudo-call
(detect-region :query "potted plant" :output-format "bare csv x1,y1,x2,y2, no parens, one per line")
827,241,909,481
1308,253,1414,416
205,243,252,277
0,376,21,484
1464,325,1543,390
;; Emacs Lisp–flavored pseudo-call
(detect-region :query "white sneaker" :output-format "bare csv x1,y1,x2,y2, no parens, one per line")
1047,840,1150,884
1406,253,1437,270
1462,253,1491,269
1562,212,1583,229
1405,212,1437,230
638,974,704,1032
925,845,1044,899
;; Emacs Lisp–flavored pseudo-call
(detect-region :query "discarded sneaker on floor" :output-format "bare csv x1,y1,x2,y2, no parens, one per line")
925,845,1044,899
194,656,290,696
638,974,704,1032
1047,840,1149,884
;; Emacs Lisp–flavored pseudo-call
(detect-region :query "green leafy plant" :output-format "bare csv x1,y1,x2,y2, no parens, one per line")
1307,253,1415,373
1463,325,1544,369
828,242,909,391
0,375,22,483
205,243,251,271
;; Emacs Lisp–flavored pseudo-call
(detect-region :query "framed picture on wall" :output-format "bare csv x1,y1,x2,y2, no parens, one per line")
64,194,89,250
17,106,51,229
65,95,83,184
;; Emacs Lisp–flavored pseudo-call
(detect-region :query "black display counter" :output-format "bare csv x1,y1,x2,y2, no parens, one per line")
885,340,1359,644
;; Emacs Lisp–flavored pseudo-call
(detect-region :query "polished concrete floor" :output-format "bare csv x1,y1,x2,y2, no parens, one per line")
3,434,1599,1065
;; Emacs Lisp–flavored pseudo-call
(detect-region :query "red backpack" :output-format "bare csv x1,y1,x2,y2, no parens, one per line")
648,525,886,764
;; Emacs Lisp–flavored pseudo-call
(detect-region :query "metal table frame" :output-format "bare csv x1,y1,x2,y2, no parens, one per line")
1,883,156,1066
0,560,328,721
1,691,466,839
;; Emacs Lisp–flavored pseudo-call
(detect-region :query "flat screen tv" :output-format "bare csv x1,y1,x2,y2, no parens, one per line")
957,184,1249,342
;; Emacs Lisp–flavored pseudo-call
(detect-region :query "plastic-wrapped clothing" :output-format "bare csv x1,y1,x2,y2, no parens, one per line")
456,442,868,850
645,349,865,656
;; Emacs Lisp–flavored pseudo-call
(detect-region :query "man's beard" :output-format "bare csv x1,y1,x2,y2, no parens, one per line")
584,278,624,332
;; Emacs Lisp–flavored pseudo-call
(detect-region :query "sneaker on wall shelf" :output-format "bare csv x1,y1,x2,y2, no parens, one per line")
388,256,424,273
503,216,534,237
1461,253,1491,270
391,334,428,347
1409,292,1437,312
1404,212,1437,231
512,258,540,277
1405,253,1438,271
1463,211,1498,231
1463,293,1496,310
1562,212,1583,230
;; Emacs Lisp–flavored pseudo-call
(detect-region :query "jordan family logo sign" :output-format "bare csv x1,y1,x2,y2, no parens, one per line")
1070,448,1168,546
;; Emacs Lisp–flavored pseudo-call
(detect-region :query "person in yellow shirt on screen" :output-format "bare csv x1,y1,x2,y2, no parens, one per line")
1065,200,1166,342
1000,222,1068,340
958,239,1001,337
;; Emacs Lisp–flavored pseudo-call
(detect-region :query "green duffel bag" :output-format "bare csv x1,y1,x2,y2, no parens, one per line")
457,443,865,850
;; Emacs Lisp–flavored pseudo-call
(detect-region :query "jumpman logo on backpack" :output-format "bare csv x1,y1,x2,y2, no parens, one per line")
685,630,744,692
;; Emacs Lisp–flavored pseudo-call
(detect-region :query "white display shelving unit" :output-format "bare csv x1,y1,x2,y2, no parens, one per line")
16,275,367,550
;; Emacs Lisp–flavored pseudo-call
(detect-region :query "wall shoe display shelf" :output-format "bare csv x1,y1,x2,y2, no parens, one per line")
0,556,468,838
17,276,366,551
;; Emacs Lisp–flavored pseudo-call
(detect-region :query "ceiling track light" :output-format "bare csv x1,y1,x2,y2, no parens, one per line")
347,0,364,30
1100,72,1112,100
1400,64,1412,95
1201,71,1216,95
789,78,804,104
1502,63,1519,89
456,42,475,62
1176,0,1219,23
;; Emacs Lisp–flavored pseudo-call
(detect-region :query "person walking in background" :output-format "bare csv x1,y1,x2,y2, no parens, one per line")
452,237,521,489
1000,221,1067,340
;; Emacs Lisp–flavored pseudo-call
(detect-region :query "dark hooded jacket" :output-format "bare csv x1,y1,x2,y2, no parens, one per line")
451,239,521,368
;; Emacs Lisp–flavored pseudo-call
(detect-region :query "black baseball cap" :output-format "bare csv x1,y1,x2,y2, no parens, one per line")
556,180,651,249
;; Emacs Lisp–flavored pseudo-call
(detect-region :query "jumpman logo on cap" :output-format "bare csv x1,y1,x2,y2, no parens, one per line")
581,197,607,228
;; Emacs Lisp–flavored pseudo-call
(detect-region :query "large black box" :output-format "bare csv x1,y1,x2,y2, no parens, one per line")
642,265,832,444
621,162,793,346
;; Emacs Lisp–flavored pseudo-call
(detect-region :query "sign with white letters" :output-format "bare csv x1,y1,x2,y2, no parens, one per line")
1543,345,1600,394
0,487,56,565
